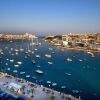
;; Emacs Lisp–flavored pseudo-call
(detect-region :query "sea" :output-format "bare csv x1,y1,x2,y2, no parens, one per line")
0,37,100,100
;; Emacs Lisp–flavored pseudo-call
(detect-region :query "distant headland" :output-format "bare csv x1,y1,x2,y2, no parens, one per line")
0,33,37,40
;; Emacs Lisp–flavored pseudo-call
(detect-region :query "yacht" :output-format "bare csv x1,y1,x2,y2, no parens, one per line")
10,59,14,62
20,72,25,74
66,58,72,62
65,73,71,76
35,70,44,74
26,75,30,78
48,62,53,64
14,65,19,67
47,81,51,84
45,54,51,58
52,83,57,86
87,51,95,57
35,55,41,58
13,70,18,73
78,59,82,62
17,61,22,65
32,60,36,64
61,86,66,89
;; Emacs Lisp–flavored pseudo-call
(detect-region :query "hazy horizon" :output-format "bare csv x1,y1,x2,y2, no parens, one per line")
0,0,100,34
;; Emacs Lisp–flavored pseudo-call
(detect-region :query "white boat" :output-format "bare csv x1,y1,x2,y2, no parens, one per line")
52,83,57,86
32,76,37,79
35,70,44,74
20,49,24,52
49,48,53,51
54,43,61,46
6,59,9,61
48,62,53,64
35,55,41,58
13,70,18,73
15,49,19,52
5,63,8,66
11,48,13,51
7,68,10,71
34,48,38,51
47,81,51,84
36,65,41,68
10,59,14,62
61,86,66,89
15,52,18,55
26,75,30,78
87,51,95,57
32,60,36,64
32,51,34,54
66,58,72,62
20,72,25,74
45,54,51,58
14,65,19,67
17,61,22,65
78,59,82,62
65,73,71,76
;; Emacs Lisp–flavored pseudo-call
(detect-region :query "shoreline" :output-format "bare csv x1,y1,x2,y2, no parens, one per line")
0,72,79,100
47,42,100,54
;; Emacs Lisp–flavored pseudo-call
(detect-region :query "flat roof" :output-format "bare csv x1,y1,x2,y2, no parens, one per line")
9,82,22,89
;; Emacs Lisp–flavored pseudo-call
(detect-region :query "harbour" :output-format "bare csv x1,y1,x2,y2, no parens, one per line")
0,37,100,100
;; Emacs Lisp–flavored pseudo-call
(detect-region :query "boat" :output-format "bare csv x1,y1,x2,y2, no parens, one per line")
35,70,44,74
78,59,82,62
49,48,53,51
32,76,37,79
15,52,18,55
5,63,8,66
52,83,57,86
32,60,36,64
20,72,25,74
34,48,38,51
14,65,19,67
20,49,24,52
10,59,14,62
48,62,53,64
87,51,95,57
26,75,30,78
7,68,10,71
35,55,41,58
54,43,61,46
17,61,22,65
13,70,18,73
47,81,51,84
72,90,79,93
36,65,41,68
65,73,71,76
45,54,51,58
66,58,72,62
15,49,19,52
61,86,66,89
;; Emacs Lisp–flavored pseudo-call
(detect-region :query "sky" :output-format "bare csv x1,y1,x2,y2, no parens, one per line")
0,0,100,34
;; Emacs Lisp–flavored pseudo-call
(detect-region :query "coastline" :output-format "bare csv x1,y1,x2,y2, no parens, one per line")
0,72,79,100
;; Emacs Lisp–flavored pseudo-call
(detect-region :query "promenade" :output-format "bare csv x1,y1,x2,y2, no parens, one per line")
0,72,79,100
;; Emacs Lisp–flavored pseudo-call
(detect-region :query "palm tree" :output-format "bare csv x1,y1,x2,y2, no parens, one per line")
21,85,26,94
50,91,55,100
31,88,35,98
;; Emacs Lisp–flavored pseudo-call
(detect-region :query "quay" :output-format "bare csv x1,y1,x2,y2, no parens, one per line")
0,72,79,100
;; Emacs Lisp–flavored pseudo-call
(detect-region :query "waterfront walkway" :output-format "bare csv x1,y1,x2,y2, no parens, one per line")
0,72,79,100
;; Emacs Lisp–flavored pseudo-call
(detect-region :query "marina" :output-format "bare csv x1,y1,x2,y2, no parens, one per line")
0,38,100,100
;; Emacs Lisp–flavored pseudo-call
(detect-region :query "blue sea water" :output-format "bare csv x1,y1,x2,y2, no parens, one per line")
0,38,100,100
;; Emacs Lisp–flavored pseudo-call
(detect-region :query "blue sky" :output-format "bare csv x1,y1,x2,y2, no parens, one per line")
0,0,100,33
